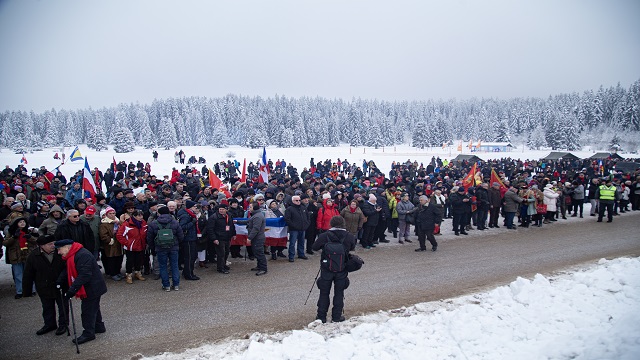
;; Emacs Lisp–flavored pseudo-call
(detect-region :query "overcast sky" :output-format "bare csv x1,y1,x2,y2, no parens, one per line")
1,0,639,113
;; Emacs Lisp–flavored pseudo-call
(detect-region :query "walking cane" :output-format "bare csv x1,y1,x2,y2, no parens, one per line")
304,267,321,305
57,285,71,336
68,296,80,354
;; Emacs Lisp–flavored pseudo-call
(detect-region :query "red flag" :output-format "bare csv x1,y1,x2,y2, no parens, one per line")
240,158,247,183
94,171,102,191
490,168,508,197
209,168,231,198
461,163,477,190
112,156,117,172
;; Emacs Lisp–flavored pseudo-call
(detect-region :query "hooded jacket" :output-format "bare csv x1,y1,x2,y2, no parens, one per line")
146,213,184,252
38,205,65,237
316,199,340,231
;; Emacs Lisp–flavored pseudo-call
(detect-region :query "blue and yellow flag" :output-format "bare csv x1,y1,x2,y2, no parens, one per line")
70,146,83,162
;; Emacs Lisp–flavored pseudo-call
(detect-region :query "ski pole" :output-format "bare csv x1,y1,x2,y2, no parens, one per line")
68,297,80,354
304,267,321,305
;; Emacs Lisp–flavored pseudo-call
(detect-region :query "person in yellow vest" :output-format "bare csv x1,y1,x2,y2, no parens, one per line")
596,178,617,223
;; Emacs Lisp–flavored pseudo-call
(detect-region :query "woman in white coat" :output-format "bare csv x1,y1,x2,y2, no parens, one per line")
543,184,560,224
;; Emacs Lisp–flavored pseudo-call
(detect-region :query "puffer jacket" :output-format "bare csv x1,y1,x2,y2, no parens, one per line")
116,218,147,251
246,208,266,243
177,208,198,242
316,199,340,231
543,186,559,212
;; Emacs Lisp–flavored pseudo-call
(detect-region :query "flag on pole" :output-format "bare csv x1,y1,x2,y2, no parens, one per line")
209,168,231,198
258,147,269,183
476,140,482,149
70,146,83,162
490,168,508,197
82,158,97,202
20,153,28,164
457,141,462,152
442,142,446,150
112,156,117,172
468,139,473,149
461,163,477,190
599,160,604,175
240,158,247,183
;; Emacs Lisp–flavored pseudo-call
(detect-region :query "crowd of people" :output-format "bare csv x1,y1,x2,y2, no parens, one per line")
1,152,639,342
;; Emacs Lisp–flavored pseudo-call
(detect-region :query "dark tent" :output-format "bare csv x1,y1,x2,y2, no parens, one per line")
590,152,623,160
541,152,580,161
451,154,481,163
614,161,640,175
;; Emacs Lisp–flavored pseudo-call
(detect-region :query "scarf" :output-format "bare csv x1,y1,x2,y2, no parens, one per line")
185,208,201,234
62,242,88,299
349,206,357,214
131,217,143,229
18,231,28,250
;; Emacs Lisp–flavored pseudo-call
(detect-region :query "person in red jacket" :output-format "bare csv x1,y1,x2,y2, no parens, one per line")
116,210,147,284
316,198,340,233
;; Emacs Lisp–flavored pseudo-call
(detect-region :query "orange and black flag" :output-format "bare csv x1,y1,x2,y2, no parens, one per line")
490,168,509,196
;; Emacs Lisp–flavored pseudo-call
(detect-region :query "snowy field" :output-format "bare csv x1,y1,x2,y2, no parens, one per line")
141,257,640,360
1,144,635,183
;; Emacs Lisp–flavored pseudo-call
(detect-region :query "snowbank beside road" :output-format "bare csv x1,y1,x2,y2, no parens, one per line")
144,257,640,360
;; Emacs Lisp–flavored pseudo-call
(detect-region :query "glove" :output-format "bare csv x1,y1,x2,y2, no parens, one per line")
65,290,76,299
24,234,32,239
109,239,115,246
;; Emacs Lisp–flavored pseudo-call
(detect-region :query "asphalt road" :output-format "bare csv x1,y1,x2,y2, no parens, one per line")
1,212,639,360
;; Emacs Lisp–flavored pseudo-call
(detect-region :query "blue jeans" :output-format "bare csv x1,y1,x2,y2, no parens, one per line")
505,212,516,229
12,263,25,295
157,250,179,288
288,230,306,259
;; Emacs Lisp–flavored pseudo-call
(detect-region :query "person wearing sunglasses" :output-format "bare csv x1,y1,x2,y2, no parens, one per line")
53,210,95,253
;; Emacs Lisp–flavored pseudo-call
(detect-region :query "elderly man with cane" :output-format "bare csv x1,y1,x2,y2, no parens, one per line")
55,239,107,345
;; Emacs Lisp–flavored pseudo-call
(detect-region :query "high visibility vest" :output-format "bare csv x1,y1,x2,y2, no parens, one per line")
599,185,616,201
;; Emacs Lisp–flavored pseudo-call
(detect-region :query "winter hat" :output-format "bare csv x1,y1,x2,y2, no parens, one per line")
265,199,275,208
200,200,210,207
14,185,22,191
565,182,572,187
157,206,170,215
85,206,96,215
37,234,55,246
123,201,135,210
419,195,429,201
11,202,23,210
35,182,44,189
95,194,106,202
322,193,331,200
46,195,57,202
54,239,74,248
100,206,115,218
492,182,500,187
185,200,197,209
36,200,48,211
368,194,377,202
253,194,265,200
457,187,466,192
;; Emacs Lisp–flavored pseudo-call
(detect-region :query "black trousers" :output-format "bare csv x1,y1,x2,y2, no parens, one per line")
477,208,488,229
215,240,230,271
125,250,143,273
251,239,267,271
40,295,68,328
182,241,197,278
452,212,467,232
374,218,387,242
317,270,349,321
102,254,123,277
361,226,376,247
417,229,437,250
598,201,614,221
306,227,318,252
489,207,500,227
80,296,104,337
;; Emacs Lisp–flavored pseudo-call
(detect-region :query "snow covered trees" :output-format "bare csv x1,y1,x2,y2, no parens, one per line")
2,78,640,152
111,127,135,153
87,125,108,151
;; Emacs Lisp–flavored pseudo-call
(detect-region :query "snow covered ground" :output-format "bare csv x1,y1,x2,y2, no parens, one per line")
142,257,640,360
1,144,634,187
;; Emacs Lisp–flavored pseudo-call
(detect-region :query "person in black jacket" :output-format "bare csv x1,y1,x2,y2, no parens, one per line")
359,194,381,249
414,195,442,252
23,235,69,336
206,203,236,274
56,239,108,345
53,210,95,253
311,216,356,323
449,187,470,236
284,195,311,261
475,183,490,230
374,187,390,243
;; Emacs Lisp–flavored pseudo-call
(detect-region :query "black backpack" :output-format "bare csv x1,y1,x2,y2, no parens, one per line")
321,232,346,272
